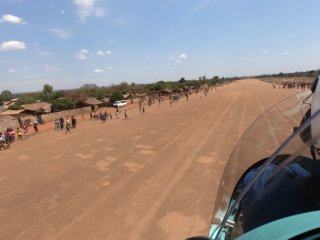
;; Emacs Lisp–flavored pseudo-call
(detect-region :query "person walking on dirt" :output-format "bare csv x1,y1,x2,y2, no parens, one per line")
0,132,4,144
59,117,64,130
105,111,109,121
102,112,107,123
22,123,28,140
65,118,71,134
71,116,77,128
16,127,23,140
116,109,120,119
33,121,39,133
124,110,129,120
54,119,59,130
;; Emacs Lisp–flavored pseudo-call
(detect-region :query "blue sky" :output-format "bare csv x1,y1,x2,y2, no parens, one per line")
1,0,320,92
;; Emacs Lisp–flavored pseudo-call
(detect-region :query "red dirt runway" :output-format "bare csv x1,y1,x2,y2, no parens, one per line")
0,80,300,240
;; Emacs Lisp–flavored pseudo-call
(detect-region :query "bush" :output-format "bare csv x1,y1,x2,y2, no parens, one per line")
109,90,124,103
51,98,75,112
8,104,22,110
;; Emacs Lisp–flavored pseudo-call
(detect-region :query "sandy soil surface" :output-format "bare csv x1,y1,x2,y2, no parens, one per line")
0,80,301,240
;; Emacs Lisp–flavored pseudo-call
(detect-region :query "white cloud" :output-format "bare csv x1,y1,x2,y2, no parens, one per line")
262,50,268,54
76,49,89,60
73,0,106,22
94,66,114,72
179,53,188,59
0,41,26,51
281,51,290,55
73,0,94,21
169,53,188,62
44,64,63,71
25,75,40,79
94,68,105,73
0,14,27,24
48,28,71,39
96,50,112,56
5,66,29,73
61,10,65,15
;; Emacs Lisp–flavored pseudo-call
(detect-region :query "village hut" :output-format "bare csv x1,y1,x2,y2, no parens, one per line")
0,114,20,132
21,102,52,114
1,109,35,126
80,97,104,111
21,102,52,124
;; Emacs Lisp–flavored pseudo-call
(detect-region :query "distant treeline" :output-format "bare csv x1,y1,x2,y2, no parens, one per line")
0,76,237,112
2,69,319,112
255,69,320,79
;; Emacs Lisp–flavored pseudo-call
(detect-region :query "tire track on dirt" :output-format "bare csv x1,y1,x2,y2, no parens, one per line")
26,93,230,240
128,92,240,240
50,93,240,240
2,94,222,239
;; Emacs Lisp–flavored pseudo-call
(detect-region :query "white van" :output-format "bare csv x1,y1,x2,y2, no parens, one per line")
113,100,127,108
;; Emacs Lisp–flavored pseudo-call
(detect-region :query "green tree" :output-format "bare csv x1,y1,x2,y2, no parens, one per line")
119,82,129,92
179,77,186,83
42,84,53,102
1,90,13,101
43,84,53,95
109,90,123,103
65,90,88,106
52,90,65,101
51,98,74,112
15,95,38,105
8,104,22,110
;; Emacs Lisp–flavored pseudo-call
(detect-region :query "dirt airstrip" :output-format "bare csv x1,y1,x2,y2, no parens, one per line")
0,80,301,240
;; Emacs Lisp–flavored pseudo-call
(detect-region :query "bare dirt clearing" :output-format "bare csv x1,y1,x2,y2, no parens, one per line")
0,80,300,240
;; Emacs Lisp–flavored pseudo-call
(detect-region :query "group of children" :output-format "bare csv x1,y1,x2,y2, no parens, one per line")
54,116,77,134
0,124,28,149
90,108,129,122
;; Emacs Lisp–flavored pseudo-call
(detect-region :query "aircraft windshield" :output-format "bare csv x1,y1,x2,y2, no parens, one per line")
210,90,320,239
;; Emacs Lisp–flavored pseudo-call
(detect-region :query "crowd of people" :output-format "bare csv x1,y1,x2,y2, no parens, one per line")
89,107,131,123
54,116,77,133
0,80,310,152
0,123,28,150
0,88,212,151
265,80,313,90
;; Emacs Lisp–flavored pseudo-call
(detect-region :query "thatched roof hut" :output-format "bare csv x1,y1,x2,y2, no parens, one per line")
82,97,104,105
21,102,51,114
1,109,33,118
80,97,104,111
